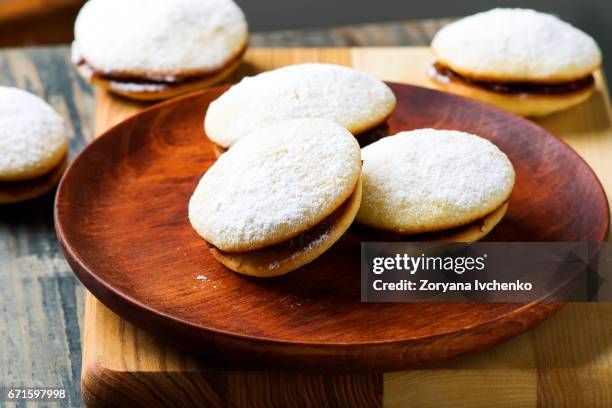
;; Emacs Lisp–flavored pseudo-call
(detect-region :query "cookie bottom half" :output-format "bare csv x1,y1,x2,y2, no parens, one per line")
428,63,595,117
210,179,362,277
0,156,67,204
356,202,509,244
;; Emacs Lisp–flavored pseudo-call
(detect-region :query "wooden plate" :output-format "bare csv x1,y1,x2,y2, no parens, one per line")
55,84,609,371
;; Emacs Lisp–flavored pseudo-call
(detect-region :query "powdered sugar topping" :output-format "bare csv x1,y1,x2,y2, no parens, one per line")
204,63,396,147
0,87,67,180
432,8,602,81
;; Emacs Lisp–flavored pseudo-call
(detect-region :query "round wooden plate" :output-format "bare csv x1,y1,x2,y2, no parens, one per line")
55,84,609,371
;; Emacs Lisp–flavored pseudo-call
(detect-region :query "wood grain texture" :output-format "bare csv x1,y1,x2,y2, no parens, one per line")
83,298,381,408
0,23,447,406
0,46,93,408
249,18,455,48
79,47,612,408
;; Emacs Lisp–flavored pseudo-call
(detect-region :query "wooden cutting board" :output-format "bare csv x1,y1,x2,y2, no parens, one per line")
81,47,612,407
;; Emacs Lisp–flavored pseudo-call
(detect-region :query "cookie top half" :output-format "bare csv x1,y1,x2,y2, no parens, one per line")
189,118,362,252
356,129,515,234
204,63,396,147
432,8,602,83
0,87,67,182
72,0,248,78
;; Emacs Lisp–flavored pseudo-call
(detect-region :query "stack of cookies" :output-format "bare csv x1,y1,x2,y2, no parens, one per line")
190,63,516,277
68,5,601,276
2,5,599,274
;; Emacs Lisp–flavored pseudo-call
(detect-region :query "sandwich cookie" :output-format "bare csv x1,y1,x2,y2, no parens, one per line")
72,0,248,101
429,8,602,117
189,118,362,277
204,63,396,149
356,129,515,242
0,87,68,204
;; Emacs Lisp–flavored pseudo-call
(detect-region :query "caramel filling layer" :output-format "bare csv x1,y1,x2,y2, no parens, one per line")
209,181,362,277
76,44,247,87
431,63,595,96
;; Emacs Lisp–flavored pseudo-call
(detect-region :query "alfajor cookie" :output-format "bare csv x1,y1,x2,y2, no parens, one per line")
0,87,68,204
189,118,362,277
204,63,396,148
72,0,248,101
356,129,515,242
429,8,602,117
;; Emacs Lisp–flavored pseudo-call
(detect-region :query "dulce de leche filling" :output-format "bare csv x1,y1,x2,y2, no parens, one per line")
208,183,361,275
76,59,226,90
75,44,247,89
430,62,595,96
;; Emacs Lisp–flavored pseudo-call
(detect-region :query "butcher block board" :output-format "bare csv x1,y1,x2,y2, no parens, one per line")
81,48,612,407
